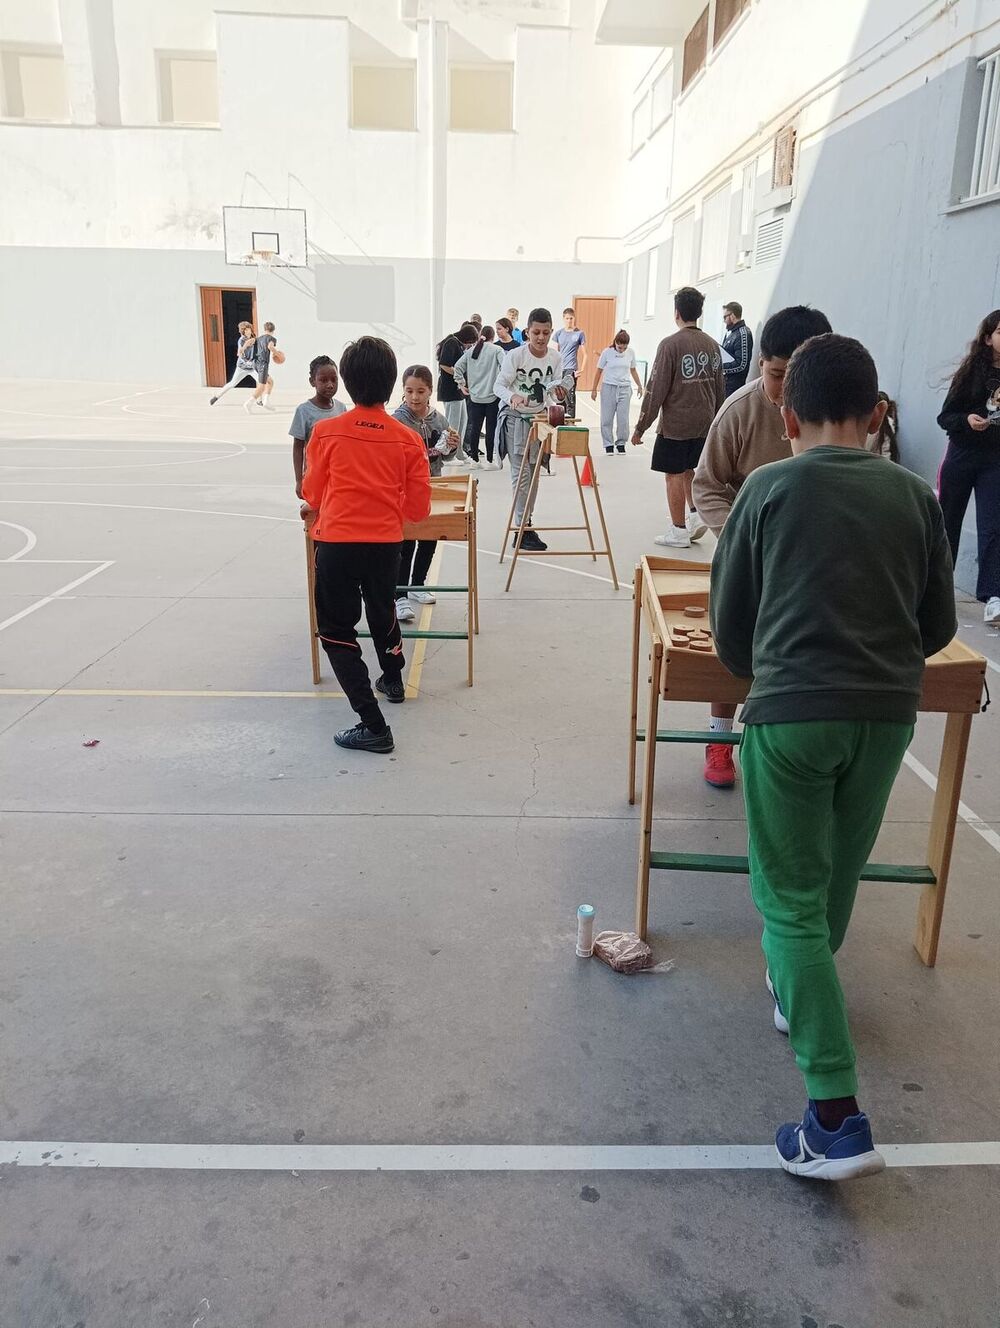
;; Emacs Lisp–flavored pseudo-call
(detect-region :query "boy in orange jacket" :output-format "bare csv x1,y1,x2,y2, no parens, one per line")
302,337,431,753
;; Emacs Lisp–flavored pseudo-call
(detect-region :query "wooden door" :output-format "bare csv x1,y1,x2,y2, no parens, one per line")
573,296,617,391
200,287,227,387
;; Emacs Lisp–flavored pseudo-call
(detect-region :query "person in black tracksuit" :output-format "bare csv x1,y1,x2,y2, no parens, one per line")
721,301,754,397
936,309,1000,624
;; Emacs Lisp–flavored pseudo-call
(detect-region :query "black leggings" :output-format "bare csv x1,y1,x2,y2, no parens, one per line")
314,541,403,730
398,539,436,589
938,442,1000,601
464,399,499,462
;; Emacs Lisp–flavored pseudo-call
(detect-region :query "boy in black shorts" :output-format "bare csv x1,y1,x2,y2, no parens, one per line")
632,286,725,547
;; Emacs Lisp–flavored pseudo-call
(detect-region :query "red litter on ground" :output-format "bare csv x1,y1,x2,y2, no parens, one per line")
82,739,100,748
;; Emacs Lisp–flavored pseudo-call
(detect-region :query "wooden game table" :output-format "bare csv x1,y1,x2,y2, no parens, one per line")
628,555,987,967
305,474,479,687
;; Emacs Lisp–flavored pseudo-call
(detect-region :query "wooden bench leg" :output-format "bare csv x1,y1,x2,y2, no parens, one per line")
627,564,642,805
305,529,321,685
635,641,662,940
914,710,973,967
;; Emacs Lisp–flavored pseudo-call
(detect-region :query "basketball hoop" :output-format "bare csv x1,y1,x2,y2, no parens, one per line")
243,248,276,271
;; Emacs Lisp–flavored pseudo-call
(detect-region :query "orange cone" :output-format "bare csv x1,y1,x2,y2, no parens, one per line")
580,457,593,487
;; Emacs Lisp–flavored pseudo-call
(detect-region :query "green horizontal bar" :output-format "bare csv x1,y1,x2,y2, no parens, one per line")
396,585,468,593
358,630,467,641
648,851,936,886
636,728,740,745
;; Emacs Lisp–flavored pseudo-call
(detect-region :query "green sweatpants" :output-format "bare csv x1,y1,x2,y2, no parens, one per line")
740,720,913,1100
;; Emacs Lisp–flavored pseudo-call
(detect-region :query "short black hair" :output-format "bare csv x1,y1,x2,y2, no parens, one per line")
309,355,337,381
458,323,479,345
783,333,879,426
340,336,397,407
527,307,552,328
724,301,742,318
759,305,832,361
674,286,704,322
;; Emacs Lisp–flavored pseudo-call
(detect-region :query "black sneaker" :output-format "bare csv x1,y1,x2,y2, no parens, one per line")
616,444,626,453
334,722,394,753
519,528,547,552
209,395,218,405
376,674,405,704
605,447,614,456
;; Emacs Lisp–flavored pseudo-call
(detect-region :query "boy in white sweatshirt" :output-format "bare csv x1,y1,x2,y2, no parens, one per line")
494,307,574,551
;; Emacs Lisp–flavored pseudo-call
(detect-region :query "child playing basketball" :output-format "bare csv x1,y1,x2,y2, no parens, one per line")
290,356,347,499
301,337,431,753
210,321,256,405
711,334,956,1180
245,322,279,413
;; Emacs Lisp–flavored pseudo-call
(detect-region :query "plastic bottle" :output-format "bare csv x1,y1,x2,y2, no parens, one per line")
576,904,596,957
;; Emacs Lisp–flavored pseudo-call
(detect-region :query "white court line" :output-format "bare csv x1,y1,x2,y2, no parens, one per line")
92,386,170,407
902,751,1000,855
0,499,295,524
1,1140,996,1172
0,562,114,635
1,520,37,561
0,442,247,472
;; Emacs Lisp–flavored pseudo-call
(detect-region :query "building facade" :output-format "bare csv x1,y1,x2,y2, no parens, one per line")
607,0,1000,587
0,0,629,384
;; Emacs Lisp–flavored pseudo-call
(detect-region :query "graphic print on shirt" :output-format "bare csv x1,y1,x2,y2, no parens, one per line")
681,349,720,380
986,384,1000,425
510,362,554,404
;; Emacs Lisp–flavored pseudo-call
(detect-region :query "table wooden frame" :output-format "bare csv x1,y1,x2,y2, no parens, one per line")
627,556,987,967
499,420,619,591
305,475,480,688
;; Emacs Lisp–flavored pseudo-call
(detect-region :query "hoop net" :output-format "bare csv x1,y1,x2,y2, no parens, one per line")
243,249,276,271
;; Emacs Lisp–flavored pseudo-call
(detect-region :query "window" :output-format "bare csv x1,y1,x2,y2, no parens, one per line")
0,46,69,121
772,123,796,188
450,64,513,132
624,259,635,320
651,64,672,131
714,0,750,47
755,217,785,266
631,91,651,153
699,183,731,279
967,49,1000,201
157,53,218,125
682,7,708,92
670,210,696,288
739,159,756,235
645,248,659,317
351,64,416,131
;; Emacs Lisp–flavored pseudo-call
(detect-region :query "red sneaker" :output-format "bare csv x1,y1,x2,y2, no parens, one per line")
704,743,736,788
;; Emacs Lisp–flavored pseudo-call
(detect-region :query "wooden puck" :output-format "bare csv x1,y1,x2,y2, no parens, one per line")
683,606,706,618
690,641,713,652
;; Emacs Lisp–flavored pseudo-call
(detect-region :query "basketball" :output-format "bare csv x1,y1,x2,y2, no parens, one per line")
272,349,286,364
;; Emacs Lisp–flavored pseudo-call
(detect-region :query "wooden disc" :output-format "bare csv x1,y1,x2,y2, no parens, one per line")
690,641,713,652
683,605,706,618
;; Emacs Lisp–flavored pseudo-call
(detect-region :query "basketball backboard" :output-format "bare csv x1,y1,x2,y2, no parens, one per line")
222,206,308,267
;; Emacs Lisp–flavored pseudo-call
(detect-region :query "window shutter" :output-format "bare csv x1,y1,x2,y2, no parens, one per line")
772,124,796,188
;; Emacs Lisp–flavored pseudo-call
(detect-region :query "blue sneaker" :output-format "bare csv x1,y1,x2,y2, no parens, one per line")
775,1102,886,1180
765,970,790,1035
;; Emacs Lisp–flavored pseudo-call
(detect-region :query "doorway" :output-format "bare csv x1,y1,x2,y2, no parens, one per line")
199,286,257,387
573,296,617,392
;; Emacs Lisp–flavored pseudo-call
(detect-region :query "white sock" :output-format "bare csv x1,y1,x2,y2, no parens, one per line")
262,393,270,405
709,716,734,733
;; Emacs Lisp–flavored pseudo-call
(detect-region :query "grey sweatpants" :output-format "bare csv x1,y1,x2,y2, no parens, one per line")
442,398,467,440
499,409,539,527
600,382,631,450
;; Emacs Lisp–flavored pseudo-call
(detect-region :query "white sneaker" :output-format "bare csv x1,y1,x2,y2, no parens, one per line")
654,528,691,549
686,510,707,542
260,403,276,412
765,970,790,1035
395,597,415,623
242,399,254,413
410,589,436,605
985,596,1000,625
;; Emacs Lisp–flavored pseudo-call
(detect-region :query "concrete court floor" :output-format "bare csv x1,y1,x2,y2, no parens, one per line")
0,378,997,1328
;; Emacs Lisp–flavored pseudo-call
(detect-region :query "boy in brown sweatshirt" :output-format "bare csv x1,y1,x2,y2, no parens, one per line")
692,304,832,788
632,286,725,548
